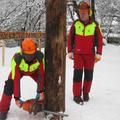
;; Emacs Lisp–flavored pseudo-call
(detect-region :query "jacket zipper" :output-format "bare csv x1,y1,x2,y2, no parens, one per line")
83,25,87,36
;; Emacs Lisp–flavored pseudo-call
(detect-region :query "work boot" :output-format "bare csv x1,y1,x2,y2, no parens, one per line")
83,94,89,102
73,96,83,105
0,112,8,120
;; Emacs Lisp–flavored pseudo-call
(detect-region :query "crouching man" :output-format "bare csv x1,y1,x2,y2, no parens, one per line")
0,38,45,120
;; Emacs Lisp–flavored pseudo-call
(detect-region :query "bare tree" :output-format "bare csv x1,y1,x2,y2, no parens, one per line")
0,0,46,32
45,0,67,119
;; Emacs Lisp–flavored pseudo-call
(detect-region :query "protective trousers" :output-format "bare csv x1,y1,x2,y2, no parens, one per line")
73,54,95,97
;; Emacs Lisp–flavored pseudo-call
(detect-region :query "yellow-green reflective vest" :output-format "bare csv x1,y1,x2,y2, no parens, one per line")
74,21,96,36
11,52,44,80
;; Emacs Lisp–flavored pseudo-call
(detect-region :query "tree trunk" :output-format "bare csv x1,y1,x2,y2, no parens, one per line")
45,0,66,119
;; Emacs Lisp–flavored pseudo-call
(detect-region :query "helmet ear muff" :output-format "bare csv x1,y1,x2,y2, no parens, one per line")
89,9,92,16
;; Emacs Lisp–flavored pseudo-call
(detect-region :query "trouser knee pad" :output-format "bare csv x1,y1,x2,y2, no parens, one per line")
3,79,13,96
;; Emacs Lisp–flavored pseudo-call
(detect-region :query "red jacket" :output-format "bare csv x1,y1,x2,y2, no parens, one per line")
8,51,45,99
67,19,103,55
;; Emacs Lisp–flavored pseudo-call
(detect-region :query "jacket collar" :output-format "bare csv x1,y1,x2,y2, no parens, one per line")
79,17,93,26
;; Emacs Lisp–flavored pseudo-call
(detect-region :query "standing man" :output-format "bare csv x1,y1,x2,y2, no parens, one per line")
67,1,103,104
0,38,45,120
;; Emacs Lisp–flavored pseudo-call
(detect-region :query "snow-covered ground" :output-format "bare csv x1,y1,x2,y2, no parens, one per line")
0,44,120,120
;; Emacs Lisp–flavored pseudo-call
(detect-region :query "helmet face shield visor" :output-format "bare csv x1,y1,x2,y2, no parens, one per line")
22,48,36,55
79,9,89,14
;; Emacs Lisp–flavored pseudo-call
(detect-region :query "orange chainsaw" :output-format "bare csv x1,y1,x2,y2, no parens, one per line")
21,91,45,115
21,98,45,115
21,99,68,118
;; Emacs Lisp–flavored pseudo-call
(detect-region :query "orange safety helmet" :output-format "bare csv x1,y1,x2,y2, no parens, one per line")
21,38,37,54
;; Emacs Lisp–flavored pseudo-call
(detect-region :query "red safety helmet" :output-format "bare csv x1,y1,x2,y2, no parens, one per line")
79,1,90,10
78,1,92,16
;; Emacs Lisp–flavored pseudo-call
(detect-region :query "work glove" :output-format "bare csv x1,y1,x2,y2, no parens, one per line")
68,52,74,60
15,99,24,108
95,54,101,63
35,93,40,101
35,92,45,101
